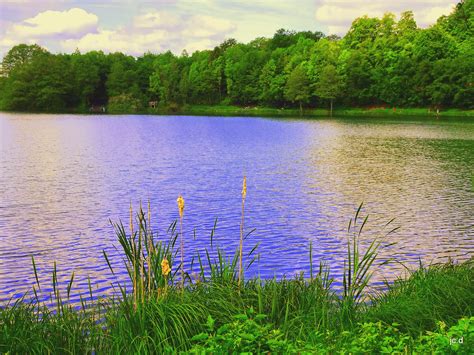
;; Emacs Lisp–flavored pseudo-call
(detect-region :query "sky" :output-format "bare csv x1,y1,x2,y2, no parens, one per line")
0,0,459,58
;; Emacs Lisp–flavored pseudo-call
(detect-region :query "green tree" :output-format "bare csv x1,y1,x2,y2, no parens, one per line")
106,53,138,97
1,44,47,76
2,53,75,112
315,64,342,116
258,59,286,105
71,50,109,109
284,65,310,115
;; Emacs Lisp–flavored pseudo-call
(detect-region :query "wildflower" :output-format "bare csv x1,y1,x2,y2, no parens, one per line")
161,258,171,277
177,195,185,218
191,272,201,285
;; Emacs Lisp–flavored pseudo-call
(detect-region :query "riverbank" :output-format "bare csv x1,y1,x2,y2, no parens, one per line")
1,206,473,354
1,257,472,354
2,105,474,118
165,105,474,118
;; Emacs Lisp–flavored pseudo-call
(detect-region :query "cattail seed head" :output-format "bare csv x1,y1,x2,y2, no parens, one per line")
177,195,185,218
242,176,247,199
161,258,171,277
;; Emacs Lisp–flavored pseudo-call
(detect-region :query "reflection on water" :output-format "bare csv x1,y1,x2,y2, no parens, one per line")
0,114,473,303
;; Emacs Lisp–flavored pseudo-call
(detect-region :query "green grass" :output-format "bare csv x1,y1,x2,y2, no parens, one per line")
147,104,474,118
363,260,474,335
5,104,474,118
1,205,473,354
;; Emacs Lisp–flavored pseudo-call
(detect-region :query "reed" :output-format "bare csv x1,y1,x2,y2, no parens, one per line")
1,184,472,353
238,175,247,287
105,204,178,308
340,203,399,325
177,195,185,288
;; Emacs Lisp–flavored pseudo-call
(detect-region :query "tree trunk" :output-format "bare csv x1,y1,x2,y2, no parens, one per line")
299,101,302,116
330,99,333,117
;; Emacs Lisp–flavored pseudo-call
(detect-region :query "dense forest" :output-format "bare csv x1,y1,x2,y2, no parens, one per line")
0,0,472,113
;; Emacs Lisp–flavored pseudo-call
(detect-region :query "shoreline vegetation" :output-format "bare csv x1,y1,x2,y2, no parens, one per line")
2,105,474,118
1,1,472,116
116,105,474,118
1,194,473,353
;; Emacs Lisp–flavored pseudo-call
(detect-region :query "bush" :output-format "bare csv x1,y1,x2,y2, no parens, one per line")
108,94,143,113
189,308,299,354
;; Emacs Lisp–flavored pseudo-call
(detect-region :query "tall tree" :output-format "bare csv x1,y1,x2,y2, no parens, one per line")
285,65,311,115
315,64,342,116
1,44,47,76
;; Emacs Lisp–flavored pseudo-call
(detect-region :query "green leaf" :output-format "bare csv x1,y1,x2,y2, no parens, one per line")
206,314,215,331
191,333,209,342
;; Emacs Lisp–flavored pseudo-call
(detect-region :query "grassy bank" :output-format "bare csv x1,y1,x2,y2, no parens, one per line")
1,199,472,354
3,105,474,118
146,105,474,118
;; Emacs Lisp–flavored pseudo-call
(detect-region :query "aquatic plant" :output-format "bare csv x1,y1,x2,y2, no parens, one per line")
177,194,185,288
341,203,399,323
239,175,247,287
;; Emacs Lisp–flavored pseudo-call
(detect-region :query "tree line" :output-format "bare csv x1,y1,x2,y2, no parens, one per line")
0,0,472,113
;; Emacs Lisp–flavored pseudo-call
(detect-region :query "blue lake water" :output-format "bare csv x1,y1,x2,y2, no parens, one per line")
0,113,473,304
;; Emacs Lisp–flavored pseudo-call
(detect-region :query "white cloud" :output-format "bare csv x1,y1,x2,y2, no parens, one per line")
183,15,235,38
133,11,180,29
417,5,456,26
0,6,236,56
61,28,168,54
2,0,456,56
314,0,458,35
6,8,98,39
60,10,236,55
183,38,215,53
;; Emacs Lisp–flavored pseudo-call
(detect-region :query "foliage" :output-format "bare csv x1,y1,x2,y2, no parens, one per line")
189,308,298,353
108,93,143,113
1,1,472,112
0,44,47,76
284,65,310,113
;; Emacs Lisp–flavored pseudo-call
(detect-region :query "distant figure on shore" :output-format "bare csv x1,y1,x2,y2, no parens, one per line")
90,105,106,113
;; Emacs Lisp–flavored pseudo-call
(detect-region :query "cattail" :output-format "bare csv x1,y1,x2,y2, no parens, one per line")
177,195,185,288
161,257,171,298
239,176,247,287
161,258,171,277
177,195,184,219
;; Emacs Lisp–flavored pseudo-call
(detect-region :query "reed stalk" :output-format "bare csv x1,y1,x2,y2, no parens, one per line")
147,200,152,299
239,176,247,287
129,201,134,236
129,201,137,307
309,240,313,282
139,202,145,304
177,195,185,288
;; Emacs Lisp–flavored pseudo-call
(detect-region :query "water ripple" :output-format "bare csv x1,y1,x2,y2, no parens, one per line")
0,114,473,304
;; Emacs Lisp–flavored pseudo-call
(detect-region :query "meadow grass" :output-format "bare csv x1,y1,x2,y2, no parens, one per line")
1,198,473,353
149,104,474,118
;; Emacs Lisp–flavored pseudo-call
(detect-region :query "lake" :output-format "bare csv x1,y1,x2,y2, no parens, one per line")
0,113,473,304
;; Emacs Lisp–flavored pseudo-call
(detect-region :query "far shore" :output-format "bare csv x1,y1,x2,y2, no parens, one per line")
2,105,474,118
